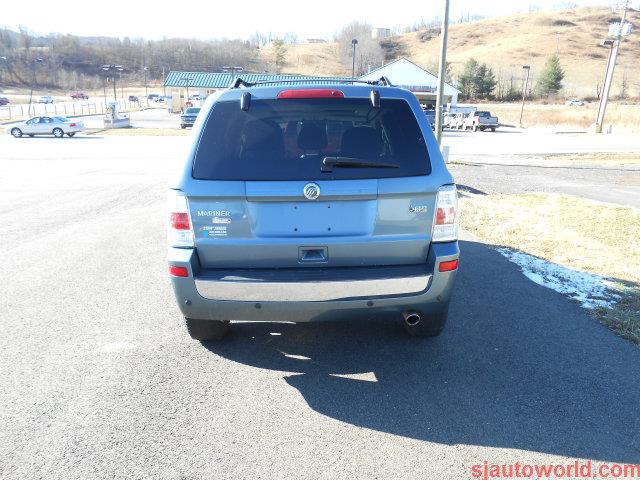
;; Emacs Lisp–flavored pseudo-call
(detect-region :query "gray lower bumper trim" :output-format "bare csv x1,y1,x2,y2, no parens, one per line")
194,270,431,302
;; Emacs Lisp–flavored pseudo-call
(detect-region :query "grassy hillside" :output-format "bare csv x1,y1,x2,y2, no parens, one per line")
263,7,640,98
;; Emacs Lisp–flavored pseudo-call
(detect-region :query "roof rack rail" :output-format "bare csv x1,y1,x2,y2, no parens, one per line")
228,76,394,89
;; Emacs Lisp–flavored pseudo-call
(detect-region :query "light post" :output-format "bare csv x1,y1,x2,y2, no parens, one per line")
180,76,193,110
101,64,124,101
595,0,631,133
28,58,44,116
143,66,148,100
434,0,450,144
222,65,243,87
519,65,531,129
351,39,358,78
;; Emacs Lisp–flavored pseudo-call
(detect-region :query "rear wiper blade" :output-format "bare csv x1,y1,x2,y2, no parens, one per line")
321,156,400,172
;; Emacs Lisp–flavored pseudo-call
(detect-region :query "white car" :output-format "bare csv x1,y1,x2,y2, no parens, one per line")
565,99,586,106
7,116,85,138
37,95,54,104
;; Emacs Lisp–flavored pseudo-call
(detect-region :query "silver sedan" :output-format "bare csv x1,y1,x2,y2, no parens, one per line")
7,116,86,138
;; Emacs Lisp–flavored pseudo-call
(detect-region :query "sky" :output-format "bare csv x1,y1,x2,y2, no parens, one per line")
2,0,626,40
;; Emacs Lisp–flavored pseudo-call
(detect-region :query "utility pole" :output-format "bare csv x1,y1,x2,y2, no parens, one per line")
162,66,166,99
519,65,531,128
435,0,450,144
351,39,358,78
101,65,124,101
595,0,630,133
27,58,43,116
143,66,148,100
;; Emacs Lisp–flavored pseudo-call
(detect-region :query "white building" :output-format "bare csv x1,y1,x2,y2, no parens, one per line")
359,57,459,106
371,28,392,39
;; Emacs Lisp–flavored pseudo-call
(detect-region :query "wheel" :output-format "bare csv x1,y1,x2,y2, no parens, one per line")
28,134,34,137
52,128,64,138
473,125,478,132
491,127,496,132
67,132,76,137
11,128,22,138
181,125,186,129
403,309,449,337
185,318,230,341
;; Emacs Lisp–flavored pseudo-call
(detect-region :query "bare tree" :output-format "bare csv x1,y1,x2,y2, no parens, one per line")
335,21,383,77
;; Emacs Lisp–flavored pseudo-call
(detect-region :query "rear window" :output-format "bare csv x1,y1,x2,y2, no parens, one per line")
185,107,200,115
193,97,431,181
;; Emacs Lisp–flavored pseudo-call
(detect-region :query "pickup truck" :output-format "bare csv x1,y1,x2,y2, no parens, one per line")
463,111,498,132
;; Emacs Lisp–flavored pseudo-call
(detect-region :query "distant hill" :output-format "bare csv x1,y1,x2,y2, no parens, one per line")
263,6,640,98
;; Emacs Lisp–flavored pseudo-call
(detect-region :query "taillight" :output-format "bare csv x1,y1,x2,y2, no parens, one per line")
432,185,458,242
438,259,459,272
277,89,344,99
167,190,194,247
69,123,77,127
169,265,189,277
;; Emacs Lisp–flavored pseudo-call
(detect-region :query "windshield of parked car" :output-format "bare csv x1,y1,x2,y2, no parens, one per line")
185,108,200,115
193,97,431,181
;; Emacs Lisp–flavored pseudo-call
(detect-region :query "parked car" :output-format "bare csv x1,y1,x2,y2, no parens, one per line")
565,99,586,106
6,116,85,138
463,110,498,132
180,107,201,129
450,113,467,130
168,82,460,340
424,109,436,130
128,95,139,102
442,112,455,128
0,97,9,106
147,94,160,102
70,92,89,100
37,96,54,104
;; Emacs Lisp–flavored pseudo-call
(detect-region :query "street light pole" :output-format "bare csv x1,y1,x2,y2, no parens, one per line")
595,0,630,133
351,39,358,78
143,66,148,100
519,65,531,128
101,65,124,101
435,0,450,144
180,76,193,110
28,58,43,116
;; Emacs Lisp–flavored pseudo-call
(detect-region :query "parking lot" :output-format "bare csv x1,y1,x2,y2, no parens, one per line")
1,131,639,479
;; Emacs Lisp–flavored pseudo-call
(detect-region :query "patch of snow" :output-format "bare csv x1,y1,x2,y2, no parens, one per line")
496,248,621,309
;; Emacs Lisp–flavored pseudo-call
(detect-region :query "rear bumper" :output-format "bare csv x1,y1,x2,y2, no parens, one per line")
168,241,459,323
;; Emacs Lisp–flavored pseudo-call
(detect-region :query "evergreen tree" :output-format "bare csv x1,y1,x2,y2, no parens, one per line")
272,39,286,73
537,54,564,97
476,64,497,99
458,58,479,98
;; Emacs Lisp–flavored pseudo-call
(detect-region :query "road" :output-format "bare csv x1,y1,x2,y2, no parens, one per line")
1,134,639,479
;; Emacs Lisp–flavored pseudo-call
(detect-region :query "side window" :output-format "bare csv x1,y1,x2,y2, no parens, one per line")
27,118,38,125
41,117,52,123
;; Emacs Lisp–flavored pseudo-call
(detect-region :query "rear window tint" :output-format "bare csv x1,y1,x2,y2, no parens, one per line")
193,98,431,181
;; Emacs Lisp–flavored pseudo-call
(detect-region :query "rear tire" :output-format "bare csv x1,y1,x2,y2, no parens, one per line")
67,132,76,137
403,310,448,337
53,128,64,138
11,128,22,138
490,127,496,132
185,318,230,341
181,125,186,129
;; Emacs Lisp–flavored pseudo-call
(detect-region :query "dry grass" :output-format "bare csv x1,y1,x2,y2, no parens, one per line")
543,152,640,165
476,102,640,132
459,193,640,345
271,6,640,97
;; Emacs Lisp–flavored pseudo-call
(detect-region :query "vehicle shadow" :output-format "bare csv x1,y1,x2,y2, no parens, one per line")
203,240,640,463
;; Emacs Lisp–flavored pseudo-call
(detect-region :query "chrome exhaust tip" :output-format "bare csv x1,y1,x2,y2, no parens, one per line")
403,311,421,326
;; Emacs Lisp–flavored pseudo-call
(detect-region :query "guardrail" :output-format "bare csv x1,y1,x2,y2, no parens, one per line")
0,99,149,122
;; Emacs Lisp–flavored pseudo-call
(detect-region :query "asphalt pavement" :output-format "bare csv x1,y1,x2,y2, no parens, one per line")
1,134,639,479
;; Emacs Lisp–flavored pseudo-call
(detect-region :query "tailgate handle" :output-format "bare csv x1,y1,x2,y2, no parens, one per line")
299,247,327,263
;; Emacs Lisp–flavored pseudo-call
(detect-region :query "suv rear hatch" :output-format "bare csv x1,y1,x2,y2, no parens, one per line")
186,91,439,269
